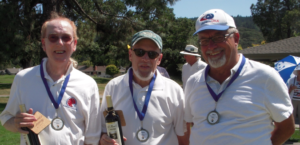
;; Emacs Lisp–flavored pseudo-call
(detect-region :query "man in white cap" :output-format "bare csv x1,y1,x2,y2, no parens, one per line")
287,65,300,127
100,30,187,145
184,9,294,145
180,45,207,90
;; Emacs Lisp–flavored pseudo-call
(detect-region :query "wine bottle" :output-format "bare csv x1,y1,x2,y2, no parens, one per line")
105,95,124,145
19,104,41,145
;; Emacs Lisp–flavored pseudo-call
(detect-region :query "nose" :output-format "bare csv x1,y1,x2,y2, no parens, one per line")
141,52,150,61
57,37,64,45
207,39,217,50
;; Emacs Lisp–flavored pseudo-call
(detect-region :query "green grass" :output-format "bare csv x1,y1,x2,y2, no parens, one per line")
289,128,300,142
0,102,20,145
0,75,15,84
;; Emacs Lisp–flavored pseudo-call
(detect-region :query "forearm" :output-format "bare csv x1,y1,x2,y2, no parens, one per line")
3,117,19,133
271,115,295,145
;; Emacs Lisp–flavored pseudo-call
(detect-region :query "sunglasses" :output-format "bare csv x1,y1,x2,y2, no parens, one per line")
132,49,160,59
47,34,74,43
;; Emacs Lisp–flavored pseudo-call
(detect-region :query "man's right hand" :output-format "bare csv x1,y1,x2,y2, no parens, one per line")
4,108,37,134
99,133,127,145
289,85,297,93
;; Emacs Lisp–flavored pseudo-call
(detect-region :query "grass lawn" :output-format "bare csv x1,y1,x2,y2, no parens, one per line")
0,75,15,84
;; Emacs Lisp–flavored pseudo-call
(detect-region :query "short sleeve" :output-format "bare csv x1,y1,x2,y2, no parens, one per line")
0,75,21,125
264,70,293,122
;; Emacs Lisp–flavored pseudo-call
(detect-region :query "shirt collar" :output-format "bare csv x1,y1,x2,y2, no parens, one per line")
36,58,74,83
124,67,164,90
201,53,244,83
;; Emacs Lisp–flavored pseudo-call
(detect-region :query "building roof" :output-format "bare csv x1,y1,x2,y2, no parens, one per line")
6,67,22,74
239,36,300,61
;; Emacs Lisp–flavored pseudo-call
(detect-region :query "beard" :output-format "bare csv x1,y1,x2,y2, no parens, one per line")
207,53,226,68
133,69,154,81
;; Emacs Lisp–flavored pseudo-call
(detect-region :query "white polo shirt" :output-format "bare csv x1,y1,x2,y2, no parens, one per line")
182,59,207,90
0,58,101,145
287,76,300,101
100,68,185,145
184,54,293,145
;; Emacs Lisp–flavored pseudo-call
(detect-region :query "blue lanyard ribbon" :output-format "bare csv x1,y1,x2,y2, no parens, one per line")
205,56,246,102
40,60,71,109
129,69,156,121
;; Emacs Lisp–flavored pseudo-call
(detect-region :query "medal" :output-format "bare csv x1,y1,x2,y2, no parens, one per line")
40,60,70,131
207,111,220,125
129,69,156,142
204,56,246,125
136,128,149,142
51,117,64,130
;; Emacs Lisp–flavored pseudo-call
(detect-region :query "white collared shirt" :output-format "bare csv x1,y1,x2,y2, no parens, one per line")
182,59,207,90
184,54,292,145
100,68,185,145
0,58,101,145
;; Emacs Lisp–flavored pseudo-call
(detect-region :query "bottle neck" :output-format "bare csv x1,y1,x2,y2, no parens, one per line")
107,107,114,111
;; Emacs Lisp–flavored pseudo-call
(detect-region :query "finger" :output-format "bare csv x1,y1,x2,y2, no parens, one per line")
123,136,127,141
15,116,37,122
27,108,33,114
17,128,29,134
19,122,35,128
102,134,116,143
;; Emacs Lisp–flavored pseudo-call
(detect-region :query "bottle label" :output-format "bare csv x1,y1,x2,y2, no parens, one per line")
106,122,122,145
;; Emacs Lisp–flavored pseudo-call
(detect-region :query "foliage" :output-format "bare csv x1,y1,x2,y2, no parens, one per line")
81,60,93,67
251,0,300,42
106,65,119,76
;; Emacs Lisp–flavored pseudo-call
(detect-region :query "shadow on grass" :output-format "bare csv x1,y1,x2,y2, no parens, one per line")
0,103,7,112
0,84,12,89
93,77,111,84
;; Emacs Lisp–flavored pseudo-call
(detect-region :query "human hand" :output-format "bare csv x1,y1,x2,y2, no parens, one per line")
14,108,37,134
99,134,127,145
289,85,297,93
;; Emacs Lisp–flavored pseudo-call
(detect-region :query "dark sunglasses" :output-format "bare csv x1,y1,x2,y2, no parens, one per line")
47,34,74,43
132,49,160,59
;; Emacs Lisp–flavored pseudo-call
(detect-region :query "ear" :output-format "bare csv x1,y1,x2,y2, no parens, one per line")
156,53,163,65
41,38,46,51
73,39,77,52
129,49,133,62
234,33,240,47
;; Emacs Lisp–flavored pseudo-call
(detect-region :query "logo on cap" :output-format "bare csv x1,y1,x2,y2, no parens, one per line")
200,13,214,21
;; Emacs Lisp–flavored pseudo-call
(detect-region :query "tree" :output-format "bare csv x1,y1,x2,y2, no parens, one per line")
251,0,300,42
0,0,181,69
106,65,119,76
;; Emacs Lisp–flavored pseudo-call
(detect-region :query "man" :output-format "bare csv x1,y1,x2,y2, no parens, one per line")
0,12,101,145
180,45,207,89
100,30,187,145
184,9,294,145
157,66,170,78
287,65,300,126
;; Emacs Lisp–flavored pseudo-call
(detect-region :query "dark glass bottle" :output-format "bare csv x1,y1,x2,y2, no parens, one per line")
105,95,124,145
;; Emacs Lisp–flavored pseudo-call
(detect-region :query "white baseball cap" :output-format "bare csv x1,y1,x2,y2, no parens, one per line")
194,9,236,35
293,65,300,75
180,45,201,57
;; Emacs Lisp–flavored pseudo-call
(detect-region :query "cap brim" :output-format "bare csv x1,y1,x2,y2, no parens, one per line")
193,25,230,35
132,37,161,49
180,51,200,56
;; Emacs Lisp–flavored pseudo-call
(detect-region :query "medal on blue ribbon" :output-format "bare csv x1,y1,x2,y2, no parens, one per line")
129,69,156,142
204,56,246,125
40,60,70,130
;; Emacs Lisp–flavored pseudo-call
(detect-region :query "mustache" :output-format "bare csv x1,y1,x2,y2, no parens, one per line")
206,48,223,54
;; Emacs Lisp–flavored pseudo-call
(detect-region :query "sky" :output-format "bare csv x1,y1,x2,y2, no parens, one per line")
169,0,258,18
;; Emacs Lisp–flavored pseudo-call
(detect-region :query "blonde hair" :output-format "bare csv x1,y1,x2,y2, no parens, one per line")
41,11,78,40
70,58,78,68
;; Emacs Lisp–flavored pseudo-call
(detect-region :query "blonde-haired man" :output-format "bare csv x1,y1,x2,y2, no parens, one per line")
0,12,101,145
